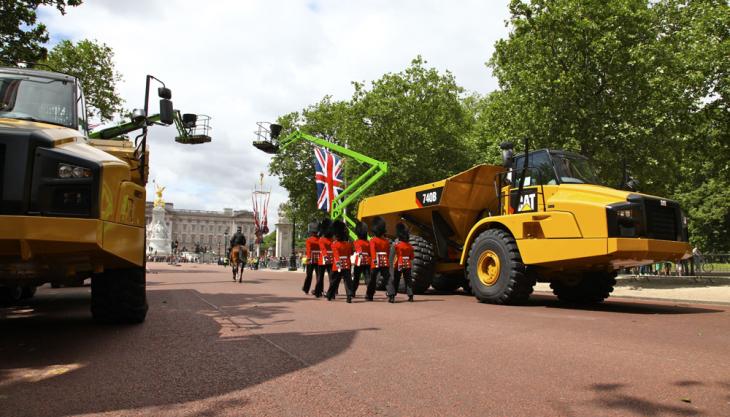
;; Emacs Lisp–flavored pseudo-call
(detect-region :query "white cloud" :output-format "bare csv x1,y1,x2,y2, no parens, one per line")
40,0,511,224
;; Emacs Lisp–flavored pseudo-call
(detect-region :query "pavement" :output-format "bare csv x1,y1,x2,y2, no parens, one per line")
1,263,729,417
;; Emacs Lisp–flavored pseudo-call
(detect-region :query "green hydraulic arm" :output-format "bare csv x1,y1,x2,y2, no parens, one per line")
89,111,212,144
254,124,388,240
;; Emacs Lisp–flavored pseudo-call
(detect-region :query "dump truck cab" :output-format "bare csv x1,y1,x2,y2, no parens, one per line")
0,67,148,321
358,143,690,305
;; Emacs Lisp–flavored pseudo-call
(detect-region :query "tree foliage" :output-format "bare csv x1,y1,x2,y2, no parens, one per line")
41,39,123,121
485,0,729,251
269,57,480,227
0,0,82,65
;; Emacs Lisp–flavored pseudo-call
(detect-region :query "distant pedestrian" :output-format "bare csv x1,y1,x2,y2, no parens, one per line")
366,216,390,301
387,222,415,303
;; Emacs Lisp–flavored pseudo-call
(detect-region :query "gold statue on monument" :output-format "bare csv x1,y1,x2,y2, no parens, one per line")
153,182,166,208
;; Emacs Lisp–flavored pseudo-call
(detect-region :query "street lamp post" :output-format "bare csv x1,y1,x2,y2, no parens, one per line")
289,218,297,271
223,230,229,266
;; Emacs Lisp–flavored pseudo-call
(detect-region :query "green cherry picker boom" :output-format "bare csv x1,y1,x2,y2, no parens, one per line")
253,122,388,239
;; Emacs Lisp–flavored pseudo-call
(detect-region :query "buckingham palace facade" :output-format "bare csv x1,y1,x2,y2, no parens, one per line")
145,202,255,252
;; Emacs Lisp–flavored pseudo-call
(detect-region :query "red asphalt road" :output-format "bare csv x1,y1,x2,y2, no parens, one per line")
1,263,729,417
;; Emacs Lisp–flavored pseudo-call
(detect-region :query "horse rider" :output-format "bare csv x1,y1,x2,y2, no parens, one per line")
229,226,247,267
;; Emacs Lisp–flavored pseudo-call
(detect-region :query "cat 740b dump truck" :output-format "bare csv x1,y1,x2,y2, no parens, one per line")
0,66,187,322
358,142,691,304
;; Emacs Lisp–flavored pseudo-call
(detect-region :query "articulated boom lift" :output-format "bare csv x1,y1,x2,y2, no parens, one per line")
90,110,212,144
253,122,388,239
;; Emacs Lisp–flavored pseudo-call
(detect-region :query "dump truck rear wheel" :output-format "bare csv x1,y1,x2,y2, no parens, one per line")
467,229,534,304
550,271,616,304
431,273,462,292
20,285,36,299
0,285,23,306
91,267,148,324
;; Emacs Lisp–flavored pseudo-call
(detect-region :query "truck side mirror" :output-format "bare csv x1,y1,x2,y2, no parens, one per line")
159,99,174,125
158,87,172,100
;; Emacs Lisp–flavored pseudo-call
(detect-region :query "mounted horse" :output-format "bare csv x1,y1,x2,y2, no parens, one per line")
230,245,249,283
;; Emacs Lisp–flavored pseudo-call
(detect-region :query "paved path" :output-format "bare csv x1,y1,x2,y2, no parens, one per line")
1,264,729,416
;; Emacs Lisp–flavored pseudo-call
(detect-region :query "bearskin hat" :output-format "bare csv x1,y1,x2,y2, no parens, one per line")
319,218,333,238
396,222,409,242
307,220,319,235
371,216,387,237
332,220,348,241
355,221,369,240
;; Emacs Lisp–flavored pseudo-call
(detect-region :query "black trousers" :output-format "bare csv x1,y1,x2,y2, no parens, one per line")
327,269,354,299
387,268,413,298
367,267,389,298
302,263,317,293
315,264,332,297
352,265,369,295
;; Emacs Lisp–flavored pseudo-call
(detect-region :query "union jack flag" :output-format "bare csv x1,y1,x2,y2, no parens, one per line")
314,147,344,212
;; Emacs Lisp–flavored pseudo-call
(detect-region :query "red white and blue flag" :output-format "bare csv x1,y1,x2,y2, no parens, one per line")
314,147,344,212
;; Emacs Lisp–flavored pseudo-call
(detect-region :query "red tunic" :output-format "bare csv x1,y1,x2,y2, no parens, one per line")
332,240,353,272
369,236,390,268
394,240,414,270
305,236,320,265
353,239,371,267
319,237,333,265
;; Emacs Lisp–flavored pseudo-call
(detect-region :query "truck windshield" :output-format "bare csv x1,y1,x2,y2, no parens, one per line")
551,153,600,185
0,74,75,128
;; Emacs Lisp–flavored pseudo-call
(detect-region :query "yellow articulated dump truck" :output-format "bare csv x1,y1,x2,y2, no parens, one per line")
358,142,691,305
0,67,177,322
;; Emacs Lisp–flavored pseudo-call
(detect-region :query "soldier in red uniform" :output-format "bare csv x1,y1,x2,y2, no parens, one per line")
301,221,320,295
366,216,390,301
327,220,355,303
352,221,370,297
387,222,415,303
314,218,333,298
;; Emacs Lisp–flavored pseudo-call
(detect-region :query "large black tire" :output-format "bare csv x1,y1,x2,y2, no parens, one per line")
20,285,37,299
392,235,435,295
466,228,535,304
550,271,616,304
0,285,22,306
91,267,148,324
431,273,462,292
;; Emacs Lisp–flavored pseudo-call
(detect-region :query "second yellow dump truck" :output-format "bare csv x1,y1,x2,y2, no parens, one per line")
358,142,690,304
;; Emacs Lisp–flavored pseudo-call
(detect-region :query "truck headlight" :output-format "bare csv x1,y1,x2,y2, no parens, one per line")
607,202,643,238
58,163,92,179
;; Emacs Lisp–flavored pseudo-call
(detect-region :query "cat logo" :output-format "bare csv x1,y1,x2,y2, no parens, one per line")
519,193,536,212
660,199,667,207
509,188,538,213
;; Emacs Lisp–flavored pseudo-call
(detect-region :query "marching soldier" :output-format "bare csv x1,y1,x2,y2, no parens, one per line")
314,218,333,298
366,216,390,301
387,223,415,303
327,220,355,303
301,221,320,295
352,221,371,297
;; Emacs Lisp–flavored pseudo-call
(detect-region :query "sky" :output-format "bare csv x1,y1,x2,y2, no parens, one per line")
40,0,512,225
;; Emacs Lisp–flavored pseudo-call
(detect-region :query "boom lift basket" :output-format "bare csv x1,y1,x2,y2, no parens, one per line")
175,113,212,144
252,122,282,154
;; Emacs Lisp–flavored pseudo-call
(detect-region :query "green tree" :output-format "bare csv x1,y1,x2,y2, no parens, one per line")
485,0,729,251
41,39,123,121
269,57,480,226
0,0,82,64
262,231,277,251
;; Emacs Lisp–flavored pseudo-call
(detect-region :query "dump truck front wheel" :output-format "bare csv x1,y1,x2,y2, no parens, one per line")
550,271,616,304
467,229,534,304
91,267,148,324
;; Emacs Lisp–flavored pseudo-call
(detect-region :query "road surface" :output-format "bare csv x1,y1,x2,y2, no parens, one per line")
1,263,729,416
